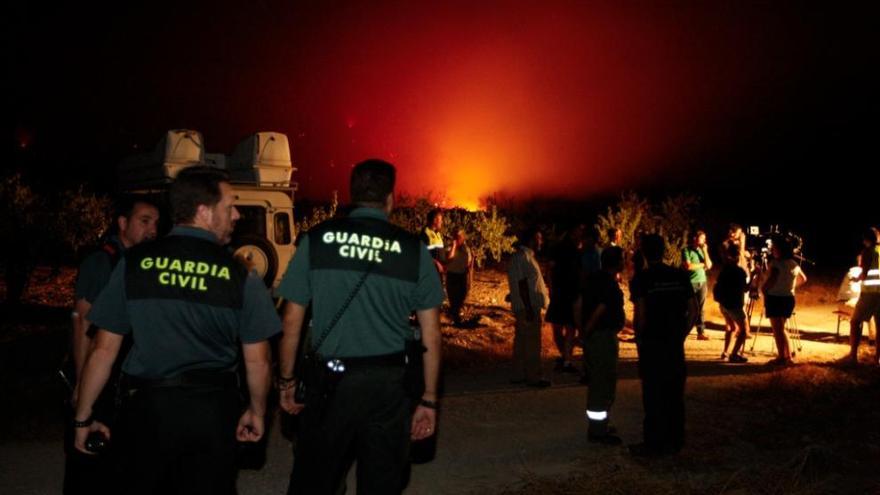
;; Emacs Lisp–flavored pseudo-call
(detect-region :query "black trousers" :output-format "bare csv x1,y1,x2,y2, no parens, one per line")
63,375,123,495
118,382,241,495
637,340,686,453
446,272,469,320
63,416,119,495
288,366,411,495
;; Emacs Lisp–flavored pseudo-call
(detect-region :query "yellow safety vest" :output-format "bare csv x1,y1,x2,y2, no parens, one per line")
424,228,444,253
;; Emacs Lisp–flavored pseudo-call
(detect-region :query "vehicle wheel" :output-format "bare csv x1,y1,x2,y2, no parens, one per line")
231,235,278,286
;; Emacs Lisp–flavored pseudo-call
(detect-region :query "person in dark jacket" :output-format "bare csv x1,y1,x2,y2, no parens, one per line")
629,234,698,457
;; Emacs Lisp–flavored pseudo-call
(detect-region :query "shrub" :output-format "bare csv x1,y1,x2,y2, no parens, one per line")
297,193,517,268
392,199,517,267
597,191,699,266
295,191,338,233
51,185,112,257
471,206,517,267
0,174,40,236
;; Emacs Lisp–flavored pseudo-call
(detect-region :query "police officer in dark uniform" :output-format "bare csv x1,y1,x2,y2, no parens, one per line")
73,166,280,495
65,195,159,495
628,234,697,457
277,159,444,494
71,197,160,386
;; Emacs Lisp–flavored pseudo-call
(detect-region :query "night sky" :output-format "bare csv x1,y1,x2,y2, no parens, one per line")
8,1,878,264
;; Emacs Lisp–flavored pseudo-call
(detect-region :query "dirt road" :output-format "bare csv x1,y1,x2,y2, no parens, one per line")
3,327,864,494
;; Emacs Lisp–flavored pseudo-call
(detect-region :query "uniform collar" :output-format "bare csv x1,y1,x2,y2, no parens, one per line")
169,225,220,244
350,207,389,221
106,234,127,252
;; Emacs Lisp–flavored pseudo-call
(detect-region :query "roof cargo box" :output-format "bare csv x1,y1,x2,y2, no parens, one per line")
118,129,206,187
227,132,293,185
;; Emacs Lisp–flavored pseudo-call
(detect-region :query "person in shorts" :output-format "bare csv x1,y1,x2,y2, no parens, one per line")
713,244,749,363
761,237,807,365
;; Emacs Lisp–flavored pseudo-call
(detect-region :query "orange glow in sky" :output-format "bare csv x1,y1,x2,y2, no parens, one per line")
421,44,540,210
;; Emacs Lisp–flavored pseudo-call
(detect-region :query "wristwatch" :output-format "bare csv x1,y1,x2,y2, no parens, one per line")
72,415,94,428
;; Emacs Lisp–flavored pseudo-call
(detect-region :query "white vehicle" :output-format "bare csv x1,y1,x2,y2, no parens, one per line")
119,129,297,289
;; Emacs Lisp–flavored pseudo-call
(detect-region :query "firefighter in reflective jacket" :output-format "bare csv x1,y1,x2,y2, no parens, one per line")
574,246,625,445
422,209,447,274
848,227,880,364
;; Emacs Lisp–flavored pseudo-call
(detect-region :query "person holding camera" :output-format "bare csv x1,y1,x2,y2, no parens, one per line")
277,159,444,494
72,167,280,495
761,237,807,365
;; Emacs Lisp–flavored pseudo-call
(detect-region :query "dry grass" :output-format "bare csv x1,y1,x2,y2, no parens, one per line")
492,364,880,495
446,270,878,494
2,266,876,493
0,265,77,309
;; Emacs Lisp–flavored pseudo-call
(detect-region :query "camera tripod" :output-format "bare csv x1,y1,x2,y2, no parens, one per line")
743,226,811,358
747,293,803,356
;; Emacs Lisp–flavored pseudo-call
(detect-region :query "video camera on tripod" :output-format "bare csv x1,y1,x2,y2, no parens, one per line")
742,225,811,320
746,225,813,272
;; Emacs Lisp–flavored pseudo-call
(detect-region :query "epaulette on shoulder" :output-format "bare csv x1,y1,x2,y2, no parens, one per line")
100,242,119,258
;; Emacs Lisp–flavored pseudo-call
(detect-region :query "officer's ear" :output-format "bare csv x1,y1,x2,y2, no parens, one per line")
117,215,129,235
383,193,394,214
194,203,213,226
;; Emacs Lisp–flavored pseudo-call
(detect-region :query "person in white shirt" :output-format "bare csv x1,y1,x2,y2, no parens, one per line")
507,227,551,387
761,237,807,365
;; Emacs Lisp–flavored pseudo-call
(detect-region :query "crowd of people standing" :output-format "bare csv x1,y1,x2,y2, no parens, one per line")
61,161,878,493
503,221,841,455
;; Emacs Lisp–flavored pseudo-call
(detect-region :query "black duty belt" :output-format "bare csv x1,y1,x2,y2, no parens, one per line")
124,369,238,390
328,351,407,369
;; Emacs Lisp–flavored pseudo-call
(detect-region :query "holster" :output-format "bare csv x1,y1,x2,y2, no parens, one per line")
295,353,345,409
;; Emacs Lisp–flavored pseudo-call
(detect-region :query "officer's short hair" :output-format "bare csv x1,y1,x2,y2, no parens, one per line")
601,246,624,270
641,233,666,263
863,227,879,245
170,166,230,224
107,195,157,234
350,159,396,204
114,194,156,221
